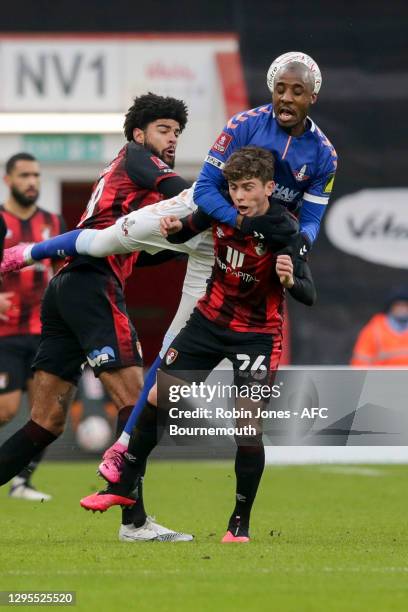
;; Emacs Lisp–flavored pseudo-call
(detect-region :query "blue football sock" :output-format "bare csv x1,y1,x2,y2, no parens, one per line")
124,354,162,435
31,229,83,261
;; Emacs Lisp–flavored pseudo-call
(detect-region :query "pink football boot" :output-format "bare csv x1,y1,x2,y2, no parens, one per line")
1,243,33,274
80,490,136,513
221,531,250,543
98,441,127,483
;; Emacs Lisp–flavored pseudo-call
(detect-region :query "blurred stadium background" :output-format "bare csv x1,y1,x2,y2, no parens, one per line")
0,0,407,463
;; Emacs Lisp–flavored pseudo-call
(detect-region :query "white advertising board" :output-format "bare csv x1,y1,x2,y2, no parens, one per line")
0,34,248,164
325,189,408,269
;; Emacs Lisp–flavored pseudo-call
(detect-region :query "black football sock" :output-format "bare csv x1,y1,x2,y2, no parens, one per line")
228,441,265,534
16,449,46,484
0,420,57,486
127,400,167,462
115,405,133,438
121,460,147,527
108,401,166,502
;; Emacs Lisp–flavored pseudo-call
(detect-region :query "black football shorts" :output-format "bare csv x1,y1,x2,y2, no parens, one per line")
0,335,41,394
160,308,282,386
32,264,142,385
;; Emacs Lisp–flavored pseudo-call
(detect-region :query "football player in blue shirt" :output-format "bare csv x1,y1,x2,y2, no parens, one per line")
194,51,338,255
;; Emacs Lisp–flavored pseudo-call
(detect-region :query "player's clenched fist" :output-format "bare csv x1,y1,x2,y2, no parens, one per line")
276,254,294,288
160,216,183,237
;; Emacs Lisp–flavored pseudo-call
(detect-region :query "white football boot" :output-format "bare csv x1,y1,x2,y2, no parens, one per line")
119,516,193,542
9,477,52,501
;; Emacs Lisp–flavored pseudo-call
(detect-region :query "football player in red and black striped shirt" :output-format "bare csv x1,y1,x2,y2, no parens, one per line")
0,95,194,539
82,146,316,542
0,214,9,320
0,153,65,500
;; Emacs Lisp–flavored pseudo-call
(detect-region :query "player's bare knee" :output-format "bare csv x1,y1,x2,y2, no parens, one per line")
100,366,143,409
31,403,66,436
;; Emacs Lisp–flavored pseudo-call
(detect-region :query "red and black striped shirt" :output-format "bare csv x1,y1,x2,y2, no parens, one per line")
0,206,64,336
198,223,285,333
167,208,316,333
65,142,188,286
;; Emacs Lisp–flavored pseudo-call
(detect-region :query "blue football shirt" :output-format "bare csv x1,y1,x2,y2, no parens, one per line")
193,104,338,243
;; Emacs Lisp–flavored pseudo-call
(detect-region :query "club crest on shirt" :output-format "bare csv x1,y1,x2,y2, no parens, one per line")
254,241,267,256
293,164,310,182
165,348,178,366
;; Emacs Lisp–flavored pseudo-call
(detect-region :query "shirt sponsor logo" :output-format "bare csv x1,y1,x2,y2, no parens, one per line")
205,155,225,170
150,156,170,170
211,132,232,155
87,346,116,368
226,246,245,269
165,348,178,366
293,164,310,182
273,183,300,203
216,256,259,282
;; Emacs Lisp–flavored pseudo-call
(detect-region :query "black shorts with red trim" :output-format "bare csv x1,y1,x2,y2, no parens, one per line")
0,335,41,394
160,308,282,388
32,264,142,385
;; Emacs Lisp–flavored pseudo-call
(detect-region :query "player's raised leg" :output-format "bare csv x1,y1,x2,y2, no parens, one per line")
0,185,198,275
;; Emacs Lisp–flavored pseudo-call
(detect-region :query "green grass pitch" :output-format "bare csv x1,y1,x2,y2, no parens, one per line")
1,461,408,611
